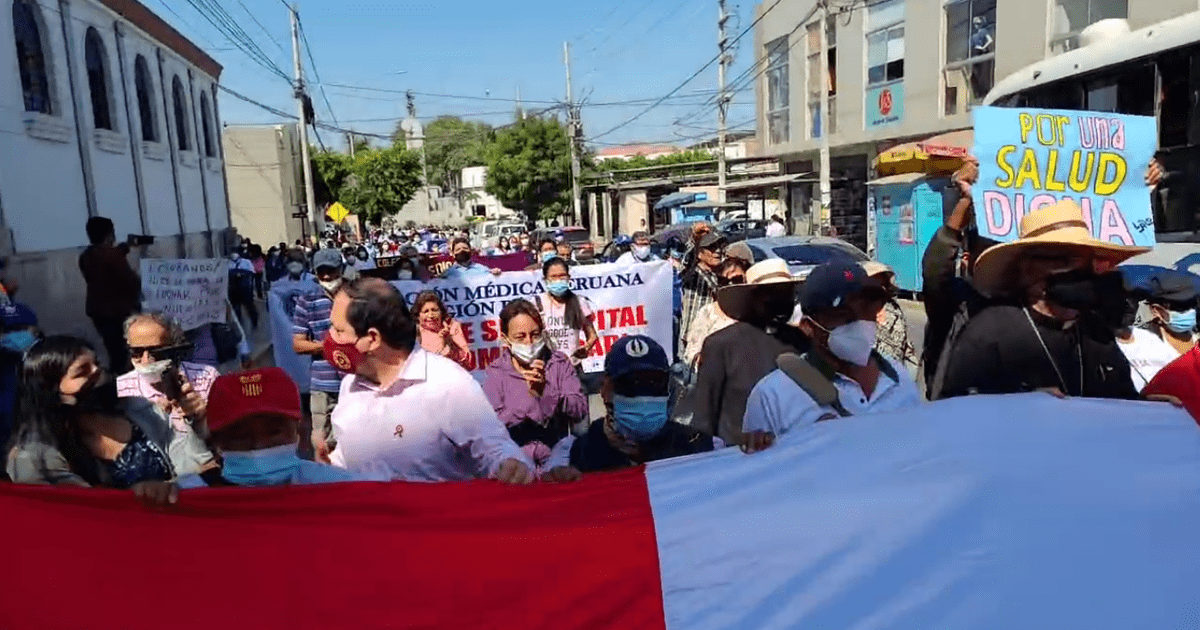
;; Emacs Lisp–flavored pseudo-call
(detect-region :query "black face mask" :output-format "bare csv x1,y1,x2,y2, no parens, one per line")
1044,270,1126,318
72,374,119,413
454,252,472,265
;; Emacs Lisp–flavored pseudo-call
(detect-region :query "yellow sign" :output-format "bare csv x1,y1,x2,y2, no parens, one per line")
326,202,349,224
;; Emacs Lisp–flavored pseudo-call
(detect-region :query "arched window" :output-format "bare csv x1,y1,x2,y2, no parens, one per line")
199,91,215,157
133,55,158,142
83,28,113,130
171,75,190,151
12,0,51,114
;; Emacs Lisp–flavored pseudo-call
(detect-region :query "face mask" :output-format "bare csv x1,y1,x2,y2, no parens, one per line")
633,245,651,260
398,270,414,280
547,279,570,297
322,331,363,374
454,252,472,265
508,337,546,365
286,261,305,276
318,278,342,294
824,320,877,367
133,358,172,383
346,255,357,263
220,444,300,486
1164,308,1197,334
230,253,240,261
0,330,37,353
541,251,556,263
611,395,669,441
72,373,118,411
1043,270,1103,312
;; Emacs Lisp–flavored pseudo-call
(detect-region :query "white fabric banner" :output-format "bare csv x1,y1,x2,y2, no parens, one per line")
140,259,228,331
268,278,319,394
394,261,673,378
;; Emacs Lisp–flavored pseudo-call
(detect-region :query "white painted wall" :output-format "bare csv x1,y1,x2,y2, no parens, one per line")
120,33,179,237
161,54,205,234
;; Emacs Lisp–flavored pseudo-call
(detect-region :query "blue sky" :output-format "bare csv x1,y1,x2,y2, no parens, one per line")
153,0,760,151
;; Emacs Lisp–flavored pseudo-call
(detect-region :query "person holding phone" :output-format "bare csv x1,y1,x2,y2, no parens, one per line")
482,299,587,472
78,217,143,373
413,290,471,370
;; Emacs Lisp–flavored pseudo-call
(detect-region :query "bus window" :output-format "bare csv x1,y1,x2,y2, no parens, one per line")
1025,80,1084,109
1158,50,1192,149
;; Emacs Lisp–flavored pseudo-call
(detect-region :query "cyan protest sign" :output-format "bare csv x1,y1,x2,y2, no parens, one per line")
971,106,1157,246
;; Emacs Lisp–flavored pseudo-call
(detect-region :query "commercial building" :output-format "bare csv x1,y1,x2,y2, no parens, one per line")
753,0,1199,251
224,124,307,248
1,0,230,338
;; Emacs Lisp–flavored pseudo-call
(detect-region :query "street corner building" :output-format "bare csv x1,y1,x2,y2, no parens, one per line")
3,393,1200,629
1,0,231,335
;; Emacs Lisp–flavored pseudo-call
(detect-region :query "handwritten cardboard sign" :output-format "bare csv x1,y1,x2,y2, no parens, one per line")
140,259,228,330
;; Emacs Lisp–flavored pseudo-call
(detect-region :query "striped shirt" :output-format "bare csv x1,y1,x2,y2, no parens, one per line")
292,290,341,392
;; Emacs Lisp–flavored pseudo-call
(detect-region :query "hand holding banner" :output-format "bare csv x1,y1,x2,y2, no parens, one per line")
971,106,1157,246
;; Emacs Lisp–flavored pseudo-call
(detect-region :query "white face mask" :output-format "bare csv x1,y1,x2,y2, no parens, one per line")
824,320,878,367
633,245,651,260
230,253,240,261
286,261,305,276
318,278,342,294
397,270,414,280
508,338,546,364
133,358,171,383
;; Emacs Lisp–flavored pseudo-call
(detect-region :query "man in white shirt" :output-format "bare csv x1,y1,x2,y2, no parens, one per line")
765,215,787,238
325,277,534,483
615,232,659,266
743,261,922,451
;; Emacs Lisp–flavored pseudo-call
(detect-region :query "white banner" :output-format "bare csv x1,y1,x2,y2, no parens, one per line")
140,259,228,331
393,260,674,378
268,277,320,394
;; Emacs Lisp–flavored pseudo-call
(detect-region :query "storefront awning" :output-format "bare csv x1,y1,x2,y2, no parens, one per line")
873,129,973,176
723,173,811,191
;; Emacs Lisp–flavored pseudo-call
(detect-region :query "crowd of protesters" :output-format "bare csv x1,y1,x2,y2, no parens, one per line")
3,152,1200,508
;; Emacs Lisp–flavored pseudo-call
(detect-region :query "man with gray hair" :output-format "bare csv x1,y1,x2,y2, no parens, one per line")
615,231,659,265
116,311,217,476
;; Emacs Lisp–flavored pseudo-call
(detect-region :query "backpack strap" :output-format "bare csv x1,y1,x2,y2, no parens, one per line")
776,353,852,417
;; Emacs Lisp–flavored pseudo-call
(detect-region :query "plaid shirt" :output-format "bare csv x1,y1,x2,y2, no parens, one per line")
679,265,720,361
876,300,920,374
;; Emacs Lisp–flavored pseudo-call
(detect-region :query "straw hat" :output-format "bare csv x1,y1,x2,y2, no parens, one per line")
861,261,894,278
717,259,799,321
972,198,1150,298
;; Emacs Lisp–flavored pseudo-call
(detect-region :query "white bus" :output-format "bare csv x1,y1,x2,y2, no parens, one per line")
982,12,1200,268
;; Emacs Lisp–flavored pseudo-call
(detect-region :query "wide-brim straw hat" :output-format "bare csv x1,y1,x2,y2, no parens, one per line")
717,259,800,321
972,198,1150,298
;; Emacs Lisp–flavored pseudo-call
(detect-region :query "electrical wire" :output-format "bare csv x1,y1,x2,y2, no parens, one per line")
298,18,340,126
325,84,561,104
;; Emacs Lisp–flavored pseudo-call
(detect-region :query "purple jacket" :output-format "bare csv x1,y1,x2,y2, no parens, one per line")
482,348,588,428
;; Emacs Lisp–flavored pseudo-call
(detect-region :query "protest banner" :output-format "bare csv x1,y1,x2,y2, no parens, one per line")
3,395,1198,630
393,260,673,377
140,259,228,330
374,251,532,278
268,277,319,393
971,106,1157,246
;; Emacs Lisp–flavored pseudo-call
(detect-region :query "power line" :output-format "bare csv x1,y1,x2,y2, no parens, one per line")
234,0,286,54
297,18,339,125
326,83,562,104
585,0,788,142
179,0,291,82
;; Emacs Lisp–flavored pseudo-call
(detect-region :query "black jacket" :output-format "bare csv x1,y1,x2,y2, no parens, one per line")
569,419,715,473
938,305,1139,401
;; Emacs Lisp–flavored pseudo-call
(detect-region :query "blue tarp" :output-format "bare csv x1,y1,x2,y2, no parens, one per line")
654,191,699,211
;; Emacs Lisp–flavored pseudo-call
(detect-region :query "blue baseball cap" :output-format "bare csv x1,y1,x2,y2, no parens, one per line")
799,261,869,314
0,302,37,328
312,249,343,271
605,335,669,378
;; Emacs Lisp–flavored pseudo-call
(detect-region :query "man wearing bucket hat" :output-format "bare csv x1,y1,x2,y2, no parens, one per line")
743,261,922,451
692,259,809,447
936,199,1146,400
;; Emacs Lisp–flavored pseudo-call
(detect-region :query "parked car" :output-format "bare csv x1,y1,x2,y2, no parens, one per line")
530,226,595,258
741,236,870,281
716,218,767,243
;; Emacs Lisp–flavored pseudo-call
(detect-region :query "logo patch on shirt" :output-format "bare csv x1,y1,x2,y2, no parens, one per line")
394,424,404,438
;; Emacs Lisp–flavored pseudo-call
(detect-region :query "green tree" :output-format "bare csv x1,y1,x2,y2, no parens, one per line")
394,116,493,196
311,150,354,206
340,145,424,224
484,116,573,222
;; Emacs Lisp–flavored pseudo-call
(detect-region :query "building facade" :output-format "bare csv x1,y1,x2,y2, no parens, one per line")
224,124,305,248
1,0,230,338
460,166,516,220
754,0,1200,249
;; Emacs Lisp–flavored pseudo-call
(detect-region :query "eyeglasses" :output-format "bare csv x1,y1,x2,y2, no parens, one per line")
128,344,170,357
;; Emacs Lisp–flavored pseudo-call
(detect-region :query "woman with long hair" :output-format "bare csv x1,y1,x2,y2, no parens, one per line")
6,336,202,504
413,291,472,369
535,258,599,366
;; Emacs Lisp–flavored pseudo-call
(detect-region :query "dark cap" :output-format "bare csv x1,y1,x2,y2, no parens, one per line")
697,231,727,249
312,249,343,271
799,261,868,314
1146,270,1200,306
605,335,669,378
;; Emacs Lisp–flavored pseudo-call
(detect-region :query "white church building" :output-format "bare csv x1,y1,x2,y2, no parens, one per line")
0,0,230,336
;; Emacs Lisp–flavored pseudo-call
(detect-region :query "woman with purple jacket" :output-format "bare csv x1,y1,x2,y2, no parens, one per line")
482,299,588,472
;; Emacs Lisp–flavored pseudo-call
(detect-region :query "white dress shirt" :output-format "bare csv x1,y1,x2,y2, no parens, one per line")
765,221,786,237
329,348,532,482
743,355,922,436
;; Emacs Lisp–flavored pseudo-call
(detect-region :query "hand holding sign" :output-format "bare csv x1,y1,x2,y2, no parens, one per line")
971,106,1157,247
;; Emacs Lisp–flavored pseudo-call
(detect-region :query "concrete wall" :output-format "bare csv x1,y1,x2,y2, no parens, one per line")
225,125,305,247
618,190,648,236
754,0,1200,162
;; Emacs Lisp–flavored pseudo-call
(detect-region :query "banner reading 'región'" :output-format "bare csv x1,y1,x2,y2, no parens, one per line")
393,261,673,376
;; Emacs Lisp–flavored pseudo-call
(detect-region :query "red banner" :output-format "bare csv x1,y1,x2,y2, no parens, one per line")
375,252,533,277
0,468,665,630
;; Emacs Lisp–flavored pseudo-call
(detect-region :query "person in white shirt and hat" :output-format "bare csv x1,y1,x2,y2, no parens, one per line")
743,260,922,452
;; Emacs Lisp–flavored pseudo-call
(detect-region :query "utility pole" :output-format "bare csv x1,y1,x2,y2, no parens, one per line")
347,131,355,158
563,41,582,224
818,0,832,234
290,4,318,241
717,0,730,203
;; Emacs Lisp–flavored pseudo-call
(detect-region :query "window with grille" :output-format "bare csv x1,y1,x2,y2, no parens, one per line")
12,0,51,114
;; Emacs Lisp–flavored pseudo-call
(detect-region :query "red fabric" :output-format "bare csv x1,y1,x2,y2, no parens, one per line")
0,469,666,630
1143,345,1200,424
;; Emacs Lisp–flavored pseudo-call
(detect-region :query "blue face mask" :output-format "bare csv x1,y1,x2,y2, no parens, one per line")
611,395,670,442
0,330,37,353
547,279,571,297
220,444,301,486
541,251,557,263
1165,308,1197,334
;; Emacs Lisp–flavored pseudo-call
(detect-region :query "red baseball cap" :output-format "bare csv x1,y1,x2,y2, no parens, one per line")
207,367,302,434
